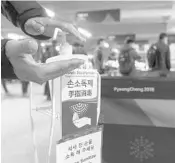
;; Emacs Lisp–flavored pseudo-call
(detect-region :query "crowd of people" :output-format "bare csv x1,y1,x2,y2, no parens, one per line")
93,32,172,77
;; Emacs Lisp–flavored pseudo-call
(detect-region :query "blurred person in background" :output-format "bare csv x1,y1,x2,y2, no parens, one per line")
87,57,94,69
1,79,9,95
1,0,85,84
147,33,171,77
41,46,51,100
52,40,60,56
72,43,94,69
118,37,141,76
93,38,106,74
21,81,29,97
72,42,87,55
104,49,119,74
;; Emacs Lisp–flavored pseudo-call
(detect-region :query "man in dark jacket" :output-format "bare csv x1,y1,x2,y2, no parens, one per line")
155,33,171,75
1,1,85,84
147,33,171,76
119,38,141,76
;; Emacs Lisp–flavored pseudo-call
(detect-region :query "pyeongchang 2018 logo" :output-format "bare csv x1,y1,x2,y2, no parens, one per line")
113,87,155,93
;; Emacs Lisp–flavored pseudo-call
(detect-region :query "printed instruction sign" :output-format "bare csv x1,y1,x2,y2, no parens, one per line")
56,126,103,163
61,69,101,137
62,70,98,101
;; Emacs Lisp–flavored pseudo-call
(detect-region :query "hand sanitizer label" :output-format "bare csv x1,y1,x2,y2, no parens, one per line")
61,69,100,137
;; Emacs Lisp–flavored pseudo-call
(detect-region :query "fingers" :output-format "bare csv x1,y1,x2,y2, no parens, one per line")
41,58,84,83
5,39,38,58
62,23,86,42
24,17,45,36
24,17,86,42
56,59,84,75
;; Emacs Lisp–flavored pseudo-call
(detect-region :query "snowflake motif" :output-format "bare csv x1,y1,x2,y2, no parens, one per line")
129,136,154,162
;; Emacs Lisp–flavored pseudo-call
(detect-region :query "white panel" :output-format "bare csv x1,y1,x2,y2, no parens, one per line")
79,23,167,36
121,9,171,19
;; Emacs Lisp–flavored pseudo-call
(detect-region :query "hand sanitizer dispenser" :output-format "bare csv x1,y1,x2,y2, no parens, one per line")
46,50,101,138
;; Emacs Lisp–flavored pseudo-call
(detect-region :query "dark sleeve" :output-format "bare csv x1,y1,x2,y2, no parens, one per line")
130,49,141,60
166,46,171,70
97,50,103,62
1,39,17,79
1,1,51,40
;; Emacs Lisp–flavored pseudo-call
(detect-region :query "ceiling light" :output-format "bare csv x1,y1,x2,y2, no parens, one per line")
41,43,45,47
78,27,92,38
7,33,24,40
55,46,60,51
111,48,119,53
88,55,94,59
104,42,109,48
45,8,55,18
108,36,115,40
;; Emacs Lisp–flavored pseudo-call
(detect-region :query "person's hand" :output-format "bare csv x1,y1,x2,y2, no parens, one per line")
5,39,84,84
24,17,86,41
